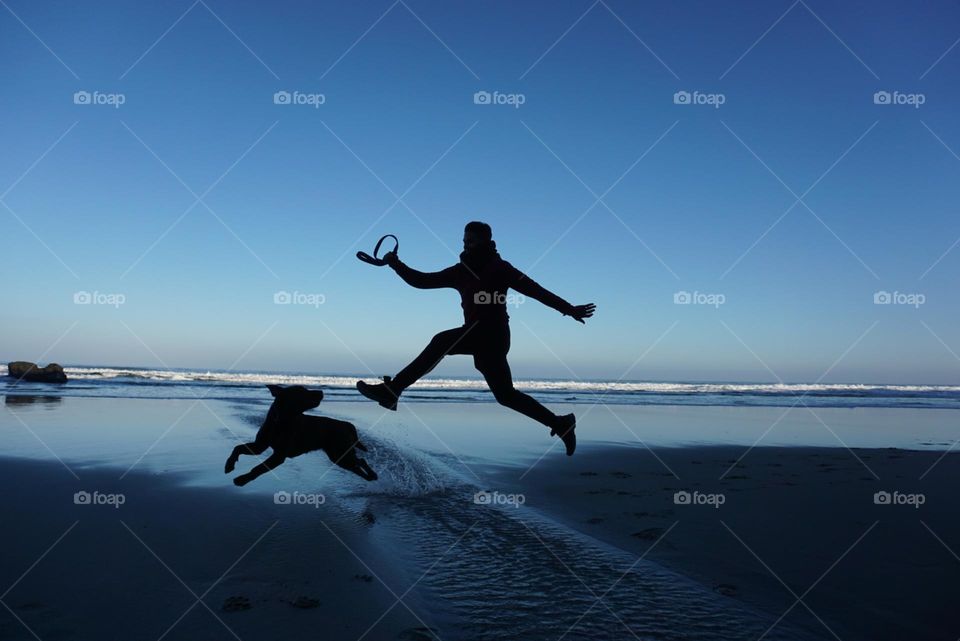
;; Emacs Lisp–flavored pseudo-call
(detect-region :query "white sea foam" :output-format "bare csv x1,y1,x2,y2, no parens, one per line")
19,366,957,396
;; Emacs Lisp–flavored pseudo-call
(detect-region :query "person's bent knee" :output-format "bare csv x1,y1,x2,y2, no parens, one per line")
430,328,461,346
490,386,519,406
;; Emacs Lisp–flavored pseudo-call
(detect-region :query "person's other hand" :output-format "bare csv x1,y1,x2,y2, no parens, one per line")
569,303,596,324
383,250,399,267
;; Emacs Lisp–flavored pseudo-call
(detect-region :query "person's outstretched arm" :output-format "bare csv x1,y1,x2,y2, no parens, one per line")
507,263,596,323
385,251,457,290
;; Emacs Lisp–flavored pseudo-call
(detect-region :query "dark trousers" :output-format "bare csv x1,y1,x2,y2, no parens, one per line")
392,323,558,428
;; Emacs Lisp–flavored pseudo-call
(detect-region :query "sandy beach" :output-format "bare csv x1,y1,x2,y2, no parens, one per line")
517,444,960,641
2,394,958,640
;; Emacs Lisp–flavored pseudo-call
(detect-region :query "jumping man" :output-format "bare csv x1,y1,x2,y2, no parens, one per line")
356,221,596,456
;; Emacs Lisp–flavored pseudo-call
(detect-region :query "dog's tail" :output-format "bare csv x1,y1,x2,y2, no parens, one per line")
356,440,369,452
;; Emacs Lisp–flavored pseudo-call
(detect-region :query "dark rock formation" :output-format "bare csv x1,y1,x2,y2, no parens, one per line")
6,361,68,383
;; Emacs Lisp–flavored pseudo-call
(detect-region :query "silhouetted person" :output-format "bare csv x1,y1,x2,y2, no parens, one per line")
225,385,377,485
356,221,595,455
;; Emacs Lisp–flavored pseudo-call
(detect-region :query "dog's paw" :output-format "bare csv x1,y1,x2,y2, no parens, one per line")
233,475,250,487
224,459,236,474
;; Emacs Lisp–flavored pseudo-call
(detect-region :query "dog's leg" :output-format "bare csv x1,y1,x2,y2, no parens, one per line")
355,440,369,452
234,452,285,486
225,441,266,473
351,458,379,482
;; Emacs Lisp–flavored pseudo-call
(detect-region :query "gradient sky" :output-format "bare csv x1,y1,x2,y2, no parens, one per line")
2,0,959,383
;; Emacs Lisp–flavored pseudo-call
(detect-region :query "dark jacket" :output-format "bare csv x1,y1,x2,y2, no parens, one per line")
390,249,575,325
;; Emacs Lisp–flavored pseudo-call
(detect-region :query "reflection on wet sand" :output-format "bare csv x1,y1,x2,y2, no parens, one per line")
4,394,63,407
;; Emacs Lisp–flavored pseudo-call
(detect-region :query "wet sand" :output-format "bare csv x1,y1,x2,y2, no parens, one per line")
513,444,960,641
2,394,959,640
0,457,430,641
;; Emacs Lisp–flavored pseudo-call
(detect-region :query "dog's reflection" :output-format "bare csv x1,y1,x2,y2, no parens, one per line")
225,385,378,485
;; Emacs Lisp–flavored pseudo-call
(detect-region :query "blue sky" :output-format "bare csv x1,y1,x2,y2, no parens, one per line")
2,0,959,383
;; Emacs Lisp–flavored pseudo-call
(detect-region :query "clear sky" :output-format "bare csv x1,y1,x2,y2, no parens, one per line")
2,0,959,384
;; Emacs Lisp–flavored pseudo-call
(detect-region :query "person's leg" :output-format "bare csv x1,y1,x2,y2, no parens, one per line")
358,324,480,411
474,326,577,455
476,353,559,428
391,325,476,390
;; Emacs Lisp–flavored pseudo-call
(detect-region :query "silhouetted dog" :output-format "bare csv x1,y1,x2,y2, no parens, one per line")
225,385,378,485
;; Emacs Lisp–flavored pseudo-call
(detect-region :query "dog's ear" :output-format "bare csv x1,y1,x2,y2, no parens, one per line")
267,384,283,397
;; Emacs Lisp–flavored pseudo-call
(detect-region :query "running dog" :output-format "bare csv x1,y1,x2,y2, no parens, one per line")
225,385,378,485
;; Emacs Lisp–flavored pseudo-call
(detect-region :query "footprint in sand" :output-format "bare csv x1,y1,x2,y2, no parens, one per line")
398,627,441,640
288,596,321,609
222,596,252,612
631,527,665,541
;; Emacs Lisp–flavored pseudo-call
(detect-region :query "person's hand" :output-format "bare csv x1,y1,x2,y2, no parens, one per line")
382,250,399,267
569,303,596,324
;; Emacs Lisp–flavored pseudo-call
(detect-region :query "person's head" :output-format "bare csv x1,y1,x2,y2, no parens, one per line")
463,221,492,252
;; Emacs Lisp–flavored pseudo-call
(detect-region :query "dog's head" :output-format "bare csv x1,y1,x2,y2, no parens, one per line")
266,384,324,415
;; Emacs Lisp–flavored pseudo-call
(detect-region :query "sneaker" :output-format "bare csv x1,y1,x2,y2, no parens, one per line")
550,413,577,456
356,376,399,411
